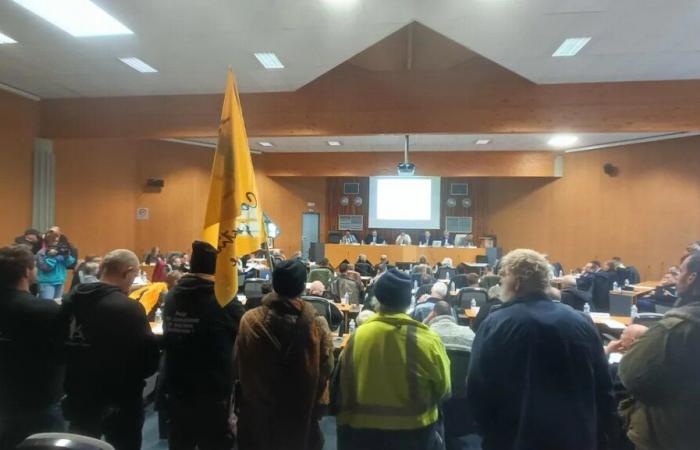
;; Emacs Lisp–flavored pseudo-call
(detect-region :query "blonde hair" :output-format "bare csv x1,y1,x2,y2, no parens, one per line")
500,249,552,296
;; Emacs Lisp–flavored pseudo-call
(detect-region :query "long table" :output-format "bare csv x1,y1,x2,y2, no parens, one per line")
325,243,486,267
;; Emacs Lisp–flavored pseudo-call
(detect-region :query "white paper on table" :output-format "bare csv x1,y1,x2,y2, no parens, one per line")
603,319,627,330
590,312,611,320
608,352,623,364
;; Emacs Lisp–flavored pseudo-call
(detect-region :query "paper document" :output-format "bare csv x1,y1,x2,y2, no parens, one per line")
603,319,626,330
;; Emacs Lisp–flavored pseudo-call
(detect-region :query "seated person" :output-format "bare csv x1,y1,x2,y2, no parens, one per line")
305,281,343,330
395,231,412,245
418,231,433,246
560,275,591,311
374,254,393,273
412,282,448,323
426,301,475,351
80,261,100,284
479,266,500,289
354,254,374,277
345,263,363,285
331,263,365,303
308,280,335,301
414,273,436,299
466,273,480,288
363,230,386,245
464,233,476,247
441,230,453,246
412,256,431,274
576,260,601,291
471,285,503,333
339,230,358,244
638,271,678,310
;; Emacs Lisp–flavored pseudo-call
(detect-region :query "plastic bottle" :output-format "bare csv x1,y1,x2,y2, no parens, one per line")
349,319,357,333
630,304,639,319
155,307,163,325
343,292,350,305
583,303,591,314
470,298,477,309
446,271,451,281
559,270,564,277
624,279,630,287
413,280,418,289
613,281,619,291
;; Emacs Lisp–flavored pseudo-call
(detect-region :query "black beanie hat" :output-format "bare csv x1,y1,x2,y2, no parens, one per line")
190,240,217,275
272,260,307,298
374,268,412,309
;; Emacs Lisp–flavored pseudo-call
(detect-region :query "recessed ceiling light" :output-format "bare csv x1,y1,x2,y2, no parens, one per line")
254,53,284,69
258,141,274,147
552,37,591,57
119,57,157,73
327,140,342,146
548,135,579,148
0,31,17,44
475,139,491,145
13,0,133,37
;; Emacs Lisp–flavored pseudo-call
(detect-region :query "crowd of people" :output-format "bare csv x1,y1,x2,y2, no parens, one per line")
1,228,699,450
339,229,476,247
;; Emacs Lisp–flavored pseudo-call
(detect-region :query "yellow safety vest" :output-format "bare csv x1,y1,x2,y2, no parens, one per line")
337,312,451,430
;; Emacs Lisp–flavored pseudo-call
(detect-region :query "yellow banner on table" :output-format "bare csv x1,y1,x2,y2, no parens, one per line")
202,69,263,306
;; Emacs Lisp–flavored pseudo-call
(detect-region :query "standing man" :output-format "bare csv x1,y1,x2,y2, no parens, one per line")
163,241,245,450
364,230,385,245
619,252,700,450
340,230,359,244
14,228,42,254
467,249,615,450
235,260,334,450
395,231,412,245
61,249,159,450
0,245,65,449
334,268,451,449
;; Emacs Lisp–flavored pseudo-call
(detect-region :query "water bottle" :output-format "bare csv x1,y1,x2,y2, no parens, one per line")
155,307,163,325
265,273,270,281
413,280,418,289
624,279,630,287
446,271,451,281
349,319,356,333
613,281,619,292
630,304,639,319
583,303,591,314
470,298,477,309
559,270,564,277
343,292,350,305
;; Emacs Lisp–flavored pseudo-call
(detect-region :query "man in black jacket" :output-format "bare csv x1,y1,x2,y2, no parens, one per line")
0,245,65,449
467,249,615,450
61,249,159,450
13,228,42,254
163,241,245,450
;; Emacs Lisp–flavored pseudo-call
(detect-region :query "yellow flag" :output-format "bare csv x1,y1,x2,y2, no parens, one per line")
202,69,263,306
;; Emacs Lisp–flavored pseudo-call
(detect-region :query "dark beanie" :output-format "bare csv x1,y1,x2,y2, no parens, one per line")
374,268,412,309
272,260,307,298
190,240,217,275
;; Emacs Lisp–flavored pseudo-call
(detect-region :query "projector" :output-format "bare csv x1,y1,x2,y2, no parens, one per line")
397,162,416,176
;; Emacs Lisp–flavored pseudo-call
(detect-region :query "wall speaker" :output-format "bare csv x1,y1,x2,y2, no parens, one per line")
603,163,619,177
147,178,165,188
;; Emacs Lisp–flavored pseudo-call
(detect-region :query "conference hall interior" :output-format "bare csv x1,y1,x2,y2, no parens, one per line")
1,1,699,450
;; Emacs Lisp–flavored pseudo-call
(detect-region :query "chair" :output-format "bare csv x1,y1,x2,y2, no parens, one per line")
244,278,265,310
627,266,641,284
355,262,373,277
591,272,616,312
633,313,665,327
442,350,476,440
302,295,342,330
331,277,362,304
17,433,114,450
479,274,500,290
456,288,488,309
308,267,335,290
437,266,457,280
450,274,470,291
415,283,435,300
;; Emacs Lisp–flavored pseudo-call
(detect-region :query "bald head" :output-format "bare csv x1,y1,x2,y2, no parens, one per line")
308,280,325,296
433,300,453,317
101,249,140,292
620,324,648,353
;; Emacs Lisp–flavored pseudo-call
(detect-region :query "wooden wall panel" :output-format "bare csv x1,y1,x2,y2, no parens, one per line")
0,90,39,244
488,136,700,280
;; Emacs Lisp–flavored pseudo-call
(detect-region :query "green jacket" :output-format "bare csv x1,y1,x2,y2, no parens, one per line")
618,298,700,450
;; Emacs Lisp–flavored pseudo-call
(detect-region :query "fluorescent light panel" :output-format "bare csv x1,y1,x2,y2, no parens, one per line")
258,141,274,147
548,135,579,148
0,31,17,44
119,57,157,73
254,53,284,69
13,0,133,37
475,139,491,145
552,37,591,57
327,140,342,146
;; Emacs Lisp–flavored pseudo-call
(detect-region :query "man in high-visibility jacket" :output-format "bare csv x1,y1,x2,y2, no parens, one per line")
333,268,451,450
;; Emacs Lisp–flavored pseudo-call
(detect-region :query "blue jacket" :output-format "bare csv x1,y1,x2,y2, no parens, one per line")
467,294,615,450
36,249,76,285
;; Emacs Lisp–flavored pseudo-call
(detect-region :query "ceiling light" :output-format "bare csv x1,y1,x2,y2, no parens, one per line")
552,37,591,57
0,31,17,44
327,140,342,146
258,141,274,147
475,139,491,145
254,53,284,69
548,135,579,148
119,57,157,73
13,0,133,37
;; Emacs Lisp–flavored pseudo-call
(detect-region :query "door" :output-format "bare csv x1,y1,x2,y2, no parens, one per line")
301,212,320,260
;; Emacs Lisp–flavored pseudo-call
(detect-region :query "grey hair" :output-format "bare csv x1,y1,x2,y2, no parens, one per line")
500,249,552,296
101,249,139,276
